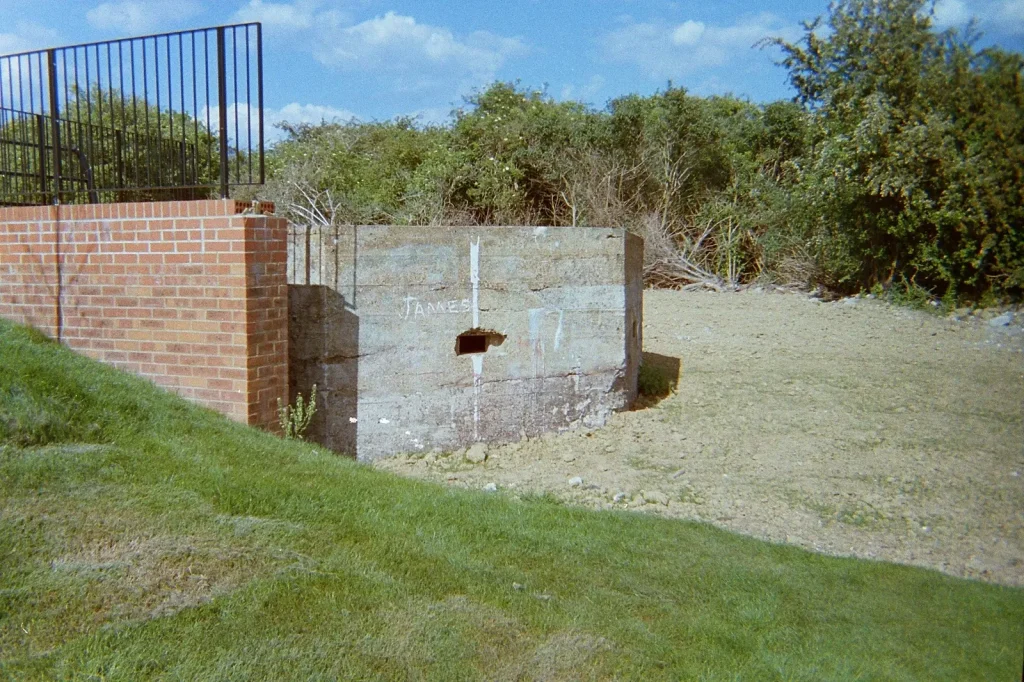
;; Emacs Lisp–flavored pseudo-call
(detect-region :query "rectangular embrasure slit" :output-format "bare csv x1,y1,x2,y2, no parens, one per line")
456,332,487,355
455,329,505,355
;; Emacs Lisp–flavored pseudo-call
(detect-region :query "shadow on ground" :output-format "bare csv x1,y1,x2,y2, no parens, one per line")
634,351,681,408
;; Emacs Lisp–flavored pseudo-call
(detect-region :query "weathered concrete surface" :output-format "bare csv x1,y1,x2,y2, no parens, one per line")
288,225,642,460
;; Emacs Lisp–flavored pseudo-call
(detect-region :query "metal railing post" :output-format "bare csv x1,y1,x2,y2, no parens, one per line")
35,114,48,204
256,23,265,185
216,27,229,199
178,140,186,187
114,129,124,191
46,49,61,204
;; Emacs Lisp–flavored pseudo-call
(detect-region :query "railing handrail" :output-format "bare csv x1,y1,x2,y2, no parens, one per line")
0,23,259,61
0,22,263,205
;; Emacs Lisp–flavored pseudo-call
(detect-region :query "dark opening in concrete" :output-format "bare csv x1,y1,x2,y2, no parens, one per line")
456,329,506,355
457,333,487,354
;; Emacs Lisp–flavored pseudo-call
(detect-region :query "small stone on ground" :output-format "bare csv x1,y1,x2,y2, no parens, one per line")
465,443,488,463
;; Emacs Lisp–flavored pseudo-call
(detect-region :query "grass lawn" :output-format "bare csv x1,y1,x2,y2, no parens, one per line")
1,318,1022,680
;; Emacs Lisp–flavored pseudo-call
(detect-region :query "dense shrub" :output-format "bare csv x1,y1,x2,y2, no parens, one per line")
770,0,1024,298
260,0,1022,302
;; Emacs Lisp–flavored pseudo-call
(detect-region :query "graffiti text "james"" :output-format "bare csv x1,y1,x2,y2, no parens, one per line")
403,296,471,320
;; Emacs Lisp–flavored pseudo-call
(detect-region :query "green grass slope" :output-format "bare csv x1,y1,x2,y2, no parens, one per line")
1,318,1022,681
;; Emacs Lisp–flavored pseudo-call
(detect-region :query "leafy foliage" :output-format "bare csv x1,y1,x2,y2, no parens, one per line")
261,0,1022,302
277,384,317,441
769,0,1024,298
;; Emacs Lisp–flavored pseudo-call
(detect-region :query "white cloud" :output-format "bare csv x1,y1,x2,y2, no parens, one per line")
233,0,322,33
0,21,59,55
0,23,61,106
671,20,706,47
927,0,1024,33
997,0,1024,26
205,101,360,146
232,3,527,93
86,1,203,35
559,75,607,104
315,12,526,85
271,102,357,129
932,0,972,26
604,13,801,79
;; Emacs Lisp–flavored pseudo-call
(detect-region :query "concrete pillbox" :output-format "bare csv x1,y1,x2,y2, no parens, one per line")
288,224,643,461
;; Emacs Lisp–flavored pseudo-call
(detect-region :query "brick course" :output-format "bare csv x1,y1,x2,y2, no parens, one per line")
0,199,287,429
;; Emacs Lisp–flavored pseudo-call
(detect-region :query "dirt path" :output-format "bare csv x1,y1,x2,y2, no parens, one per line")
375,290,1024,586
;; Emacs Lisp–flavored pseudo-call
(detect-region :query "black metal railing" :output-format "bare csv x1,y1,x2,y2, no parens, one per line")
0,23,263,206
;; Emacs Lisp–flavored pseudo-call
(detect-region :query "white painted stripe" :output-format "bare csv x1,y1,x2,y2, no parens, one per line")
470,237,480,328
470,237,483,440
472,353,483,440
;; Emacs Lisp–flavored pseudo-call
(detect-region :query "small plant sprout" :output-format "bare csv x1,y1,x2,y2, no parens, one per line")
278,384,317,440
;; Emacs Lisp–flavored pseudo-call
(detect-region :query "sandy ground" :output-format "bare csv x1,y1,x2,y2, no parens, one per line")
375,289,1024,586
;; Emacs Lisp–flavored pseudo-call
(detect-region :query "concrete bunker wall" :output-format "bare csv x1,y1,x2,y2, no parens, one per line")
288,224,643,461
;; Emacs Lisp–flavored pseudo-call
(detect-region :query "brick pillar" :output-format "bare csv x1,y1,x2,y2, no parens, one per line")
243,213,289,429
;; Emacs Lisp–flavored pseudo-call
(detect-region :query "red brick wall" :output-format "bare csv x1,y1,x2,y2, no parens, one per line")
0,199,287,429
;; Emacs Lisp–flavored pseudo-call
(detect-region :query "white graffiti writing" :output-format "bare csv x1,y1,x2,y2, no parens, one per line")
403,295,471,320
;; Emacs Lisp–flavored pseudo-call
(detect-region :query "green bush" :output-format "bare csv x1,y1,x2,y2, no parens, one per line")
638,362,677,399
259,3,1023,303
769,0,1024,299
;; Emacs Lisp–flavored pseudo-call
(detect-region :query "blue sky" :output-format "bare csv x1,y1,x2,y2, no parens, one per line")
1,0,1022,142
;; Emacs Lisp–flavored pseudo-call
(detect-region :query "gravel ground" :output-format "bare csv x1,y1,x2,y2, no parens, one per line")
375,289,1024,586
